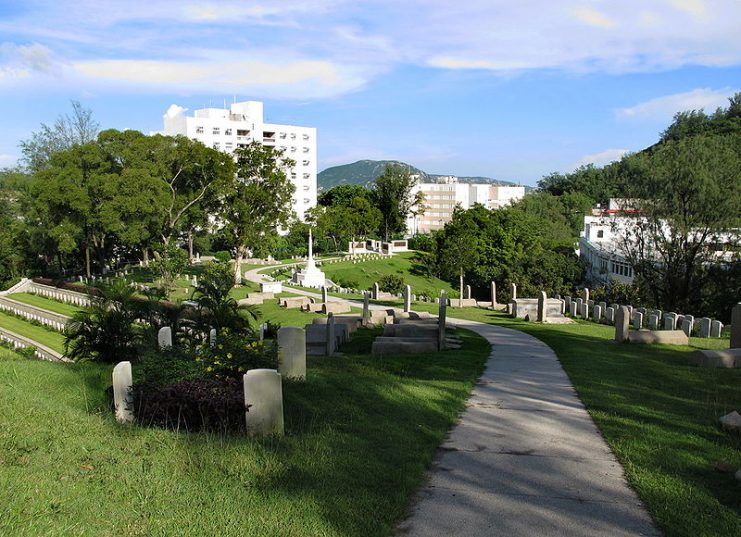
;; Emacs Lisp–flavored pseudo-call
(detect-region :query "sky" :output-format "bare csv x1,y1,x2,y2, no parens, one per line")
0,0,739,185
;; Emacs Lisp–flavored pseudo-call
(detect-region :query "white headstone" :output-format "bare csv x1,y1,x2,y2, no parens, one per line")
633,311,643,330
209,328,217,347
112,361,134,424
710,320,723,338
404,285,412,313
277,327,306,380
157,326,172,349
699,317,712,338
243,369,284,436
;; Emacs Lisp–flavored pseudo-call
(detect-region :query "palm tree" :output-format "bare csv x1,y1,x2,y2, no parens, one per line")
65,279,142,362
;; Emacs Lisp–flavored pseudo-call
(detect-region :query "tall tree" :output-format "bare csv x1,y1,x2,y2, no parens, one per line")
371,164,424,240
615,134,741,312
221,141,295,284
19,101,100,173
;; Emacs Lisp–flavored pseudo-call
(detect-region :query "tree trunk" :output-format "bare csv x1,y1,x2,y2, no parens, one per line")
188,229,194,261
85,244,91,278
234,246,244,285
459,268,464,308
143,248,149,267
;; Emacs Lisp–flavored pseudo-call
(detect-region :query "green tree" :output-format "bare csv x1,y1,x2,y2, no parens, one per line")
19,101,99,173
371,164,424,240
221,141,295,284
616,134,741,312
318,184,372,207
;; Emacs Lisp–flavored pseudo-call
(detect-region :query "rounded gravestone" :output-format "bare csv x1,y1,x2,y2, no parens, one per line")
244,369,284,436
277,327,306,380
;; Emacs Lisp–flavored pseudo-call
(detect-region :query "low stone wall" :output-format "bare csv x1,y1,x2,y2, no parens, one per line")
0,296,70,332
27,282,92,308
0,326,64,362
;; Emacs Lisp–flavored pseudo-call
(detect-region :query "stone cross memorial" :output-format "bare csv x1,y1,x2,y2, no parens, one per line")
362,291,370,326
490,282,497,306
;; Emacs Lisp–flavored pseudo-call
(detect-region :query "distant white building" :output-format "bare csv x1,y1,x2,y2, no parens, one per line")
407,175,524,234
579,199,738,286
162,101,317,220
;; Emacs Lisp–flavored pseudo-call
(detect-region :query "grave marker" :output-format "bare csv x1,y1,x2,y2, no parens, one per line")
243,369,284,436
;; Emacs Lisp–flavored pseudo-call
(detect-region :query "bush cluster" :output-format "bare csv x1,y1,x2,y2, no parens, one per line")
378,274,405,294
132,378,246,433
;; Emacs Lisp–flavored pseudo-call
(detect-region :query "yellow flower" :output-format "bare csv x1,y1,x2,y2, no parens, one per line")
226,352,233,359
206,366,213,372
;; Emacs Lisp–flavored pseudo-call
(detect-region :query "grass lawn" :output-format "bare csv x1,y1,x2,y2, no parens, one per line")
0,327,490,537
265,252,455,298
0,311,66,353
430,306,739,537
8,292,84,317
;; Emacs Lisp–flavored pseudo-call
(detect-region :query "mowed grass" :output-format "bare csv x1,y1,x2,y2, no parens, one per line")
0,327,490,537
0,310,66,353
430,306,739,537
276,252,455,298
7,292,84,317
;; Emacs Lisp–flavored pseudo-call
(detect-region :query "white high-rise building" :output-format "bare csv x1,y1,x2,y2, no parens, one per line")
162,101,317,220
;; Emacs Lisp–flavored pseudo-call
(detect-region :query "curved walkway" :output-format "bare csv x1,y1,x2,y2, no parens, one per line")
245,265,660,536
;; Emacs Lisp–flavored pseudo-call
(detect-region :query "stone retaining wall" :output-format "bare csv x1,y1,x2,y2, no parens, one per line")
0,296,70,332
0,326,64,361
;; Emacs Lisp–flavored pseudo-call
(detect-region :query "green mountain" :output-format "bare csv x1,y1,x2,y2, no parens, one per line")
317,160,427,190
318,160,522,191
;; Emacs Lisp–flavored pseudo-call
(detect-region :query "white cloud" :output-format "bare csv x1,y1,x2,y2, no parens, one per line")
0,42,60,80
163,104,188,119
573,149,629,169
0,154,18,166
616,87,737,120
0,1,740,97
667,0,707,19
71,56,368,99
573,7,618,28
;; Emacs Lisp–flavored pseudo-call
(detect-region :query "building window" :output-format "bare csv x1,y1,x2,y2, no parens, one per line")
225,143,233,150
303,173,310,179
302,160,310,166
597,230,604,238
237,129,249,136
303,134,309,140
279,132,287,139
225,128,232,135
212,142,220,149
303,147,309,153
291,146,296,152
196,126,204,134
213,127,220,135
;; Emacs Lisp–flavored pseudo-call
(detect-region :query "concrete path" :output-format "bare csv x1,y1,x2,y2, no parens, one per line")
395,318,660,537
243,264,660,536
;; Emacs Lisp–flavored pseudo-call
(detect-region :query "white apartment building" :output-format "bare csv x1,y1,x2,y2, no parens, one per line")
162,101,317,220
407,176,524,234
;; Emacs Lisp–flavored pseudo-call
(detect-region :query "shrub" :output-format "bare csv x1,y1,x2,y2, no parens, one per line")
378,274,405,294
135,346,205,387
263,320,281,339
213,250,232,263
132,378,246,433
335,277,359,289
198,329,279,379
65,279,142,363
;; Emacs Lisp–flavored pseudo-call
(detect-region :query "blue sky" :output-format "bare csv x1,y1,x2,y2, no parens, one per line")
0,0,739,185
